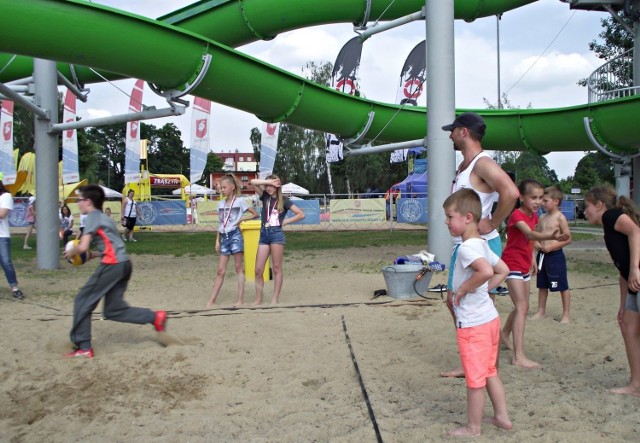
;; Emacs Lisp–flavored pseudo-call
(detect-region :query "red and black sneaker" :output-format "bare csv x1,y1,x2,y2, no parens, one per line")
64,348,94,358
153,310,167,332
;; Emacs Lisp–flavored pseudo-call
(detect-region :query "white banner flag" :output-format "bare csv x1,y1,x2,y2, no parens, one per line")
190,97,211,184
259,122,279,179
0,100,16,184
62,89,80,184
124,79,143,184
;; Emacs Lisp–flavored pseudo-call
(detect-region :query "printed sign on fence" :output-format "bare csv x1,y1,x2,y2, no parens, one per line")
329,199,386,223
396,198,428,223
286,199,320,224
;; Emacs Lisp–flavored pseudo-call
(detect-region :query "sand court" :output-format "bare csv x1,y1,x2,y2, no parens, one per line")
1,240,638,442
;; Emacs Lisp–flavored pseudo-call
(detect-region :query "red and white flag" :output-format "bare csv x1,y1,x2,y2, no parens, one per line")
124,79,144,184
259,122,279,179
62,89,80,184
0,100,16,184
190,97,211,184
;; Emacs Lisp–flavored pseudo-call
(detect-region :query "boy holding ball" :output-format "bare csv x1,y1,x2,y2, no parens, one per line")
63,184,167,358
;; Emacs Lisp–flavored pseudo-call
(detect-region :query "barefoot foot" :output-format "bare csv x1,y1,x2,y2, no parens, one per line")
608,385,640,397
512,357,542,369
447,426,481,437
484,415,513,431
530,312,545,321
500,331,513,350
560,316,571,324
440,367,465,378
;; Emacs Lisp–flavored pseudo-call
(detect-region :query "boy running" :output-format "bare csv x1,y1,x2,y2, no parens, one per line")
64,184,167,358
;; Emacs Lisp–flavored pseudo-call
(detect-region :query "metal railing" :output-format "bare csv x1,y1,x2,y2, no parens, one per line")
587,48,640,102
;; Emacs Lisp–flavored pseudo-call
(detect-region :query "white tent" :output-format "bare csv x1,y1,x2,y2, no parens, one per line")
281,182,309,195
172,183,216,196
100,185,123,198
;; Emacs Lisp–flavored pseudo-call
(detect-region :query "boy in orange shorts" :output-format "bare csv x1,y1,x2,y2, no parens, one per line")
443,189,512,437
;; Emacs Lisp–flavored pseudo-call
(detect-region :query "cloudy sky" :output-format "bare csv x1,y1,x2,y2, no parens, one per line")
85,0,610,179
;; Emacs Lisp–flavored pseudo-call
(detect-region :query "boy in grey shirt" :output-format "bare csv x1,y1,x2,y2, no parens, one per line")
64,184,167,358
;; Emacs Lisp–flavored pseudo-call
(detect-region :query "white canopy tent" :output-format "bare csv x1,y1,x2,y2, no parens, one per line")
100,185,123,198
281,182,309,195
172,183,216,196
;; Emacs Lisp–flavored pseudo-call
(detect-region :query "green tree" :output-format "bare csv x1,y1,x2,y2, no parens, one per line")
147,123,188,176
514,151,558,186
86,124,126,189
572,152,615,191
577,12,633,90
76,128,101,184
200,152,224,186
12,103,34,156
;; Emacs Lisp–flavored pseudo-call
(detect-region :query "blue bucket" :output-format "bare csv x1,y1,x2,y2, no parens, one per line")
381,264,433,300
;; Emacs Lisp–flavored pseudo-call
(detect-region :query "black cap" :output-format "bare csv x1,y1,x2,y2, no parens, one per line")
441,112,486,138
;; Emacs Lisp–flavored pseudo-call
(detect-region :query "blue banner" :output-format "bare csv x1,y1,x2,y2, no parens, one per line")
8,200,28,227
396,197,428,223
286,199,320,224
137,201,187,226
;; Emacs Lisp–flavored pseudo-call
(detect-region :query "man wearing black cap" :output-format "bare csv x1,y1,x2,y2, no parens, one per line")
440,112,519,378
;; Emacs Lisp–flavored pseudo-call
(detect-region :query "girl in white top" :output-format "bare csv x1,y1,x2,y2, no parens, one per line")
206,174,258,308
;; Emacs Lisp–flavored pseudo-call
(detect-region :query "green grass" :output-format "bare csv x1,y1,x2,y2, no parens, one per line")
12,230,429,259
11,228,597,260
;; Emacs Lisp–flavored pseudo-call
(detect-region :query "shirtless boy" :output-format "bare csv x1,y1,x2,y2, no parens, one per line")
531,185,573,323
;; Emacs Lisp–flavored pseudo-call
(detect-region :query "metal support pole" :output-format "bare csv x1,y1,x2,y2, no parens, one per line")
497,14,503,109
0,81,49,119
426,0,456,262
33,59,60,270
344,139,424,156
358,8,425,41
51,105,185,133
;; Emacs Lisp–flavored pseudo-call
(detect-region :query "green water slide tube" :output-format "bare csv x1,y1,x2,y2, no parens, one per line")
0,0,638,154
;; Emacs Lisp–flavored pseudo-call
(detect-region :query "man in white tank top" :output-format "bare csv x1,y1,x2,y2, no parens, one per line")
440,112,519,378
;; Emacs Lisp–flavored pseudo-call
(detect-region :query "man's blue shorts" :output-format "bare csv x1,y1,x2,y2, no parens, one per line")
536,249,569,292
259,226,286,245
220,228,244,255
448,236,502,289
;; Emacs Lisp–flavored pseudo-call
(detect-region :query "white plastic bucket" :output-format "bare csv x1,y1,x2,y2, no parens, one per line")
381,264,433,300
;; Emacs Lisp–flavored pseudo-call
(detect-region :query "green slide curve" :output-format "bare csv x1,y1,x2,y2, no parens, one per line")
0,0,638,154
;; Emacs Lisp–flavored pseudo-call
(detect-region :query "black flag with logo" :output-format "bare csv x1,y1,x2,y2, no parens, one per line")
391,40,427,163
327,37,363,163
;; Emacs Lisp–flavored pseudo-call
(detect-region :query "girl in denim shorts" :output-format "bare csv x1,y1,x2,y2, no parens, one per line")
249,175,305,305
206,174,258,307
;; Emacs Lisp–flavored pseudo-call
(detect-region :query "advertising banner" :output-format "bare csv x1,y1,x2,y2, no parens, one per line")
124,80,144,184
329,199,386,223
62,89,80,184
0,100,16,184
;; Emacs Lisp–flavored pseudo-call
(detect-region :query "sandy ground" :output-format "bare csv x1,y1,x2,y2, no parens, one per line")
1,235,639,442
